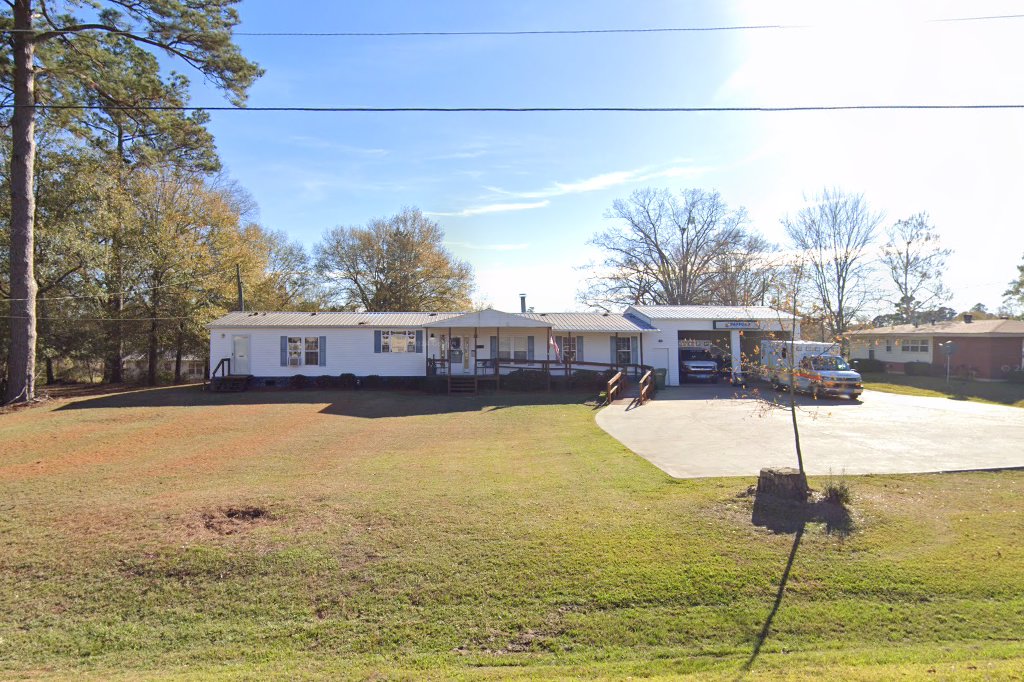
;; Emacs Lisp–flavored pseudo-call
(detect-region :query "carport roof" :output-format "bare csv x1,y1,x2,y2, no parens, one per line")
629,305,792,321
208,311,464,328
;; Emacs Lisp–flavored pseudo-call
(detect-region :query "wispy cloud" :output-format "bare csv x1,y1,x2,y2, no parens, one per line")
446,241,530,251
426,199,550,218
485,162,706,200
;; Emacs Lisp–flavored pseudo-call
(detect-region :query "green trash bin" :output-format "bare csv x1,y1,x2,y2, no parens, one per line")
654,368,667,389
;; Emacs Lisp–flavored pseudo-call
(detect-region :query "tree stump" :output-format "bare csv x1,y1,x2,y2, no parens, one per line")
756,467,809,502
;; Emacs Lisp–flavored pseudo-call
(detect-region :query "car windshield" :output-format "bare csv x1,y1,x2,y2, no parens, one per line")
681,350,712,360
810,356,850,371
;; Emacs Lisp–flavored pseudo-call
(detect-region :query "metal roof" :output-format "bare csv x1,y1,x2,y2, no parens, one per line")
628,305,792,321
520,312,657,332
208,311,464,328
848,318,1024,337
209,309,658,332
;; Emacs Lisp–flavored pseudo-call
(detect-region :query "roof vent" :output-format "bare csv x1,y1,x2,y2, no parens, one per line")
539,312,547,316
357,321,367,325
428,313,437,317
602,312,610,317
310,312,317,316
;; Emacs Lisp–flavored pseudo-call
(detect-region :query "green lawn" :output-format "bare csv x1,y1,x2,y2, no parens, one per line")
1,386,1023,680
862,372,1024,408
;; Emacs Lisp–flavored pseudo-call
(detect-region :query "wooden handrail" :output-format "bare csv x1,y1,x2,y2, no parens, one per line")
606,371,623,405
638,369,654,405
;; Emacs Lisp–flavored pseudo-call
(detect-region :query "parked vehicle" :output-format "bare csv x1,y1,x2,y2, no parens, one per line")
760,340,864,400
679,348,722,383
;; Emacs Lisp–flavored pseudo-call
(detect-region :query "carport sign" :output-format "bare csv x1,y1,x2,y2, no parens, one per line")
713,320,760,330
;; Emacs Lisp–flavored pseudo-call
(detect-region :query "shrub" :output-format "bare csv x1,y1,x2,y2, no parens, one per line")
338,373,357,389
821,479,851,506
501,369,548,391
314,374,336,389
362,375,383,389
289,374,308,390
424,376,448,394
1007,369,1024,384
571,368,617,390
851,358,886,373
904,361,936,376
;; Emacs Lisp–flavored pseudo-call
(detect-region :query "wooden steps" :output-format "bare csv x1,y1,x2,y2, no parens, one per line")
448,376,478,395
210,374,252,392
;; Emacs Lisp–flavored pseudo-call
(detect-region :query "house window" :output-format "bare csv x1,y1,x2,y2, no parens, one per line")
186,360,204,376
901,340,929,353
288,336,320,366
498,336,529,361
616,337,632,365
886,341,892,353
381,330,416,353
557,336,577,362
304,337,320,365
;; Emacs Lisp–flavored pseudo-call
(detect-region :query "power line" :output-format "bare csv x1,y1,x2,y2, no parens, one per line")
8,103,1024,114
0,13,1020,37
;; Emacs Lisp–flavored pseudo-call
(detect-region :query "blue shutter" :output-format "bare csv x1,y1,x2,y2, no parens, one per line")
415,330,423,353
630,336,639,365
575,336,584,361
280,336,287,366
374,330,382,353
527,336,535,360
610,337,617,366
490,336,497,358
319,336,327,366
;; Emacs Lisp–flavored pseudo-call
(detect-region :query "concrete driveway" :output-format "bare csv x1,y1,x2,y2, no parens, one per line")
596,384,1024,478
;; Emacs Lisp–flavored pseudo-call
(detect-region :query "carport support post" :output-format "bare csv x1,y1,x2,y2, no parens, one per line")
730,329,742,381
495,326,500,390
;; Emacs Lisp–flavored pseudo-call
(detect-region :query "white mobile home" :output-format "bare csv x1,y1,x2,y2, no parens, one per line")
208,305,797,390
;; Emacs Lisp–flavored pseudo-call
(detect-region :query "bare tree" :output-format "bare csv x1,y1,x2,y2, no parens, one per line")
580,188,770,310
314,208,475,312
708,233,781,306
783,188,882,340
879,213,951,323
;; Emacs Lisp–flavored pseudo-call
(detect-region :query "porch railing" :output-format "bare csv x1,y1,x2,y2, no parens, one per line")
606,371,624,404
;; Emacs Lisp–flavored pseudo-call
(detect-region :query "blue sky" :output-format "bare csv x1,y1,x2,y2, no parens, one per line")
190,0,1024,314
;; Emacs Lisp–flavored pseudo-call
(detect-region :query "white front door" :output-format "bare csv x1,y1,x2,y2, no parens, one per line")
231,335,250,375
450,336,473,374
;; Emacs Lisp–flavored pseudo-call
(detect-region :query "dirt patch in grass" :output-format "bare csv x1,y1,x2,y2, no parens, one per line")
200,506,274,535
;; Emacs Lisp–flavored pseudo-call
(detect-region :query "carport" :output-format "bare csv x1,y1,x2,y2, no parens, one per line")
624,305,798,385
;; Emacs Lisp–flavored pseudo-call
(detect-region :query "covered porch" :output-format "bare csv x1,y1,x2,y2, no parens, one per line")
423,309,657,395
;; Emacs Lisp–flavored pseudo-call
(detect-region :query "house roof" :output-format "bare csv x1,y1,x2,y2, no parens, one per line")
208,311,464,328
628,305,793,321
848,318,1024,337
209,308,658,333
519,312,657,333
421,308,550,329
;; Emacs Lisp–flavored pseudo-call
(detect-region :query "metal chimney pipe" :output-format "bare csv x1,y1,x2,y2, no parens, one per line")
519,294,527,313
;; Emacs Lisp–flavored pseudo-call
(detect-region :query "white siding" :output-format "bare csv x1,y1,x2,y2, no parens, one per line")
210,327,427,377
850,336,934,363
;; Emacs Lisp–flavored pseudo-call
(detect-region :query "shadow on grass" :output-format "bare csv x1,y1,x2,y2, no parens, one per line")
738,523,804,678
54,384,599,418
738,494,853,678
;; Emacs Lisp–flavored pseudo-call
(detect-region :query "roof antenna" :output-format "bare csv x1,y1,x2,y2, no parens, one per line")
236,263,245,312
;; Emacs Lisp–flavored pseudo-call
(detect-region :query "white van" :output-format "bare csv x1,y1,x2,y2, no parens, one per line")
760,340,864,400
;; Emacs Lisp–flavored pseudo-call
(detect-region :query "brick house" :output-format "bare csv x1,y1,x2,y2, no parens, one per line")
848,315,1024,380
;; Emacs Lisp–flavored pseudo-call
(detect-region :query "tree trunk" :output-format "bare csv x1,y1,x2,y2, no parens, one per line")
147,317,159,386
756,467,809,502
5,0,38,405
174,323,184,384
